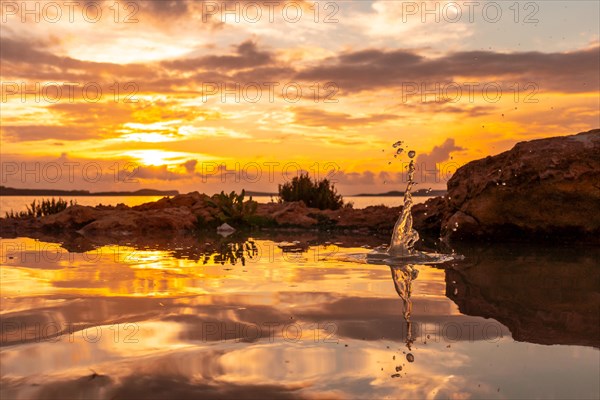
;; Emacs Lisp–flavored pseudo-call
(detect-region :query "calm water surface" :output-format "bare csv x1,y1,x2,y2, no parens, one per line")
0,234,598,399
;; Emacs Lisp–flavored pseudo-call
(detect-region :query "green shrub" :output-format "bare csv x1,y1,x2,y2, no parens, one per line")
278,174,344,210
206,190,258,226
5,198,74,219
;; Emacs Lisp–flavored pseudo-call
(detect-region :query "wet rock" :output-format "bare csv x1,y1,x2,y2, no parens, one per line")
412,196,448,236
322,205,401,231
416,129,600,243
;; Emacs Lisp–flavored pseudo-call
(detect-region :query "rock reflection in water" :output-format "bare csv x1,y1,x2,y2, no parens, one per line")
446,244,600,348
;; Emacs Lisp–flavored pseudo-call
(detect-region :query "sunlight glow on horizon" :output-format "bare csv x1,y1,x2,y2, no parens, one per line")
1,0,598,193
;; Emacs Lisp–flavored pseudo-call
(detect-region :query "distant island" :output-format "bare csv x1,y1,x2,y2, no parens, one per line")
354,189,447,197
0,186,180,197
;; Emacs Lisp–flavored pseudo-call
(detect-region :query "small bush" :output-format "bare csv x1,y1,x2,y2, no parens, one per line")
5,198,74,219
206,190,258,227
278,174,344,210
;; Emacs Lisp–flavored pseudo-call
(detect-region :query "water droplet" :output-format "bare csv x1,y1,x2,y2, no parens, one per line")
392,140,403,148
408,150,416,158
391,373,401,378
392,355,395,360
395,366,403,372
388,161,392,165
406,353,415,362
396,148,403,155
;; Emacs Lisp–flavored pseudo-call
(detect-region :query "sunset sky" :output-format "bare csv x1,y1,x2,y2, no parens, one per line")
1,0,599,194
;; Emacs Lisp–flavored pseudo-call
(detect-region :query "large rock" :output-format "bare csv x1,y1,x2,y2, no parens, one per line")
414,129,600,242
41,205,100,230
78,207,197,237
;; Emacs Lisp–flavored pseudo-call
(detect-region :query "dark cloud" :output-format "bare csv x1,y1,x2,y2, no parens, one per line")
296,46,600,94
416,138,465,167
164,41,273,72
292,107,399,129
141,0,190,17
0,36,155,81
182,159,198,173
1,125,95,141
402,101,497,117
5,29,596,98
232,66,296,82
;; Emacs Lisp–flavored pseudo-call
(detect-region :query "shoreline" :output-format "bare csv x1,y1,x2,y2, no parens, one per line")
1,129,599,245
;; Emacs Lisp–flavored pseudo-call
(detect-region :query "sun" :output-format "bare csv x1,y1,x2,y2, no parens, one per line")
125,150,190,167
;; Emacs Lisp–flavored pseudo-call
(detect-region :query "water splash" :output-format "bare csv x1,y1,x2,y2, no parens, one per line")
389,151,419,256
367,144,455,265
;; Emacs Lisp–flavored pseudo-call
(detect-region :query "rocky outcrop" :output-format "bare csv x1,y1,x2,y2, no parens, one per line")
413,129,600,242
0,194,402,238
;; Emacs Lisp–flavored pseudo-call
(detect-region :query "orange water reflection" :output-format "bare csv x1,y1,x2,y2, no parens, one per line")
1,237,598,399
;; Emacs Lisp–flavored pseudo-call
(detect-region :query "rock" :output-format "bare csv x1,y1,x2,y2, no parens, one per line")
418,129,600,242
216,223,236,237
41,205,99,230
322,205,401,231
412,196,448,236
133,192,207,211
216,223,235,232
267,202,318,227
79,207,197,237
